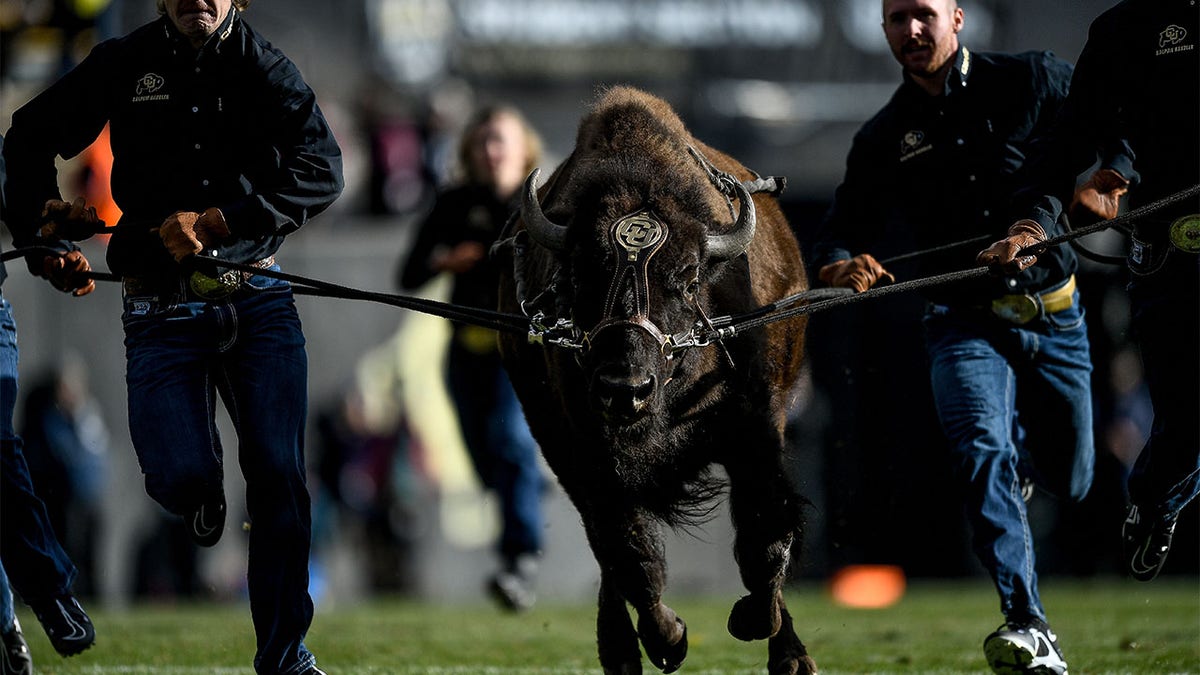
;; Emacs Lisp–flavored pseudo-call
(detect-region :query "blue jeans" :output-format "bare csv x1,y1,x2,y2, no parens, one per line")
1126,251,1200,522
0,561,13,632
447,337,544,562
924,293,1094,623
0,293,78,606
121,272,316,675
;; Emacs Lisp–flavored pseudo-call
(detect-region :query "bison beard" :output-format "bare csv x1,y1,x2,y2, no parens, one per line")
494,86,816,675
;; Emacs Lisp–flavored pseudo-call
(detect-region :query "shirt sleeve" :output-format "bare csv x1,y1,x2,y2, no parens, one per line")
1010,21,1127,231
219,54,344,238
810,129,888,280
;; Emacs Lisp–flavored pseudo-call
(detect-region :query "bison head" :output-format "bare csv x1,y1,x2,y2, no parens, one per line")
520,164,755,426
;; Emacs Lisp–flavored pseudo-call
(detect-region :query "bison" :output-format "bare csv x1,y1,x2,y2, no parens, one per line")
493,86,816,675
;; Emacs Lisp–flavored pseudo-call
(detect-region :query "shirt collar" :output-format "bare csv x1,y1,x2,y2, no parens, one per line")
947,45,972,93
900,44,972,98
160,9,237,55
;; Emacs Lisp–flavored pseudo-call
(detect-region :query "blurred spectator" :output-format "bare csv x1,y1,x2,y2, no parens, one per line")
19,356,110,598
0,0,115,82
130,506,203,601
397,104,546,611
47,0,115,76
359,77,433,217
311,386,420,594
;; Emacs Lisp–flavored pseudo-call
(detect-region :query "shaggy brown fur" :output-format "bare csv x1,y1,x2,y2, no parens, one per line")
495,86,816,675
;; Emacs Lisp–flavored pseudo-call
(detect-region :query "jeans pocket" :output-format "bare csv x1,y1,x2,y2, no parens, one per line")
1045,300,1085,332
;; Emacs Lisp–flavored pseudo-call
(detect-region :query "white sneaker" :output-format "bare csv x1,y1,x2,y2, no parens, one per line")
983,619,1068,674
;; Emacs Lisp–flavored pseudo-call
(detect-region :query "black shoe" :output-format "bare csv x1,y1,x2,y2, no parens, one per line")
298,668,327,675
983,619,1068,674
187,493,227,547
1,617,33,675
27,594,95,657
1122,504,1177,581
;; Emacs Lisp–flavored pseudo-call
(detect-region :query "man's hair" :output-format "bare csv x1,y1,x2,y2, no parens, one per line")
156,0,251,14
881,0,958,18
456,104,544,187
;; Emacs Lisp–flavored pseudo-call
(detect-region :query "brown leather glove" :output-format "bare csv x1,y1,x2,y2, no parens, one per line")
976,219,1047,274
1070,168,1128,222
39,197,105,241
817,253,895,293
158,207,231,262
40,250,96,297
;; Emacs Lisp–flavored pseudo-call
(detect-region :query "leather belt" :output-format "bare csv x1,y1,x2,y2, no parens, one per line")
989,274,1076,325
123,256,276,300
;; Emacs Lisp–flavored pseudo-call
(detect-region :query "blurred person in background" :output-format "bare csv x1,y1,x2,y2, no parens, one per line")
311,385,421,595
1,0,343,672
397,104,546,611
1,134,96,672
20,358,111,599
810,1,1099,672
978,0,1198,585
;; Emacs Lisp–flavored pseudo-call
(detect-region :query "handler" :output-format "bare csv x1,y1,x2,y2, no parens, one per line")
811,1,1096,672
979,0,1199,584
1,134,97,673
2,1,343,673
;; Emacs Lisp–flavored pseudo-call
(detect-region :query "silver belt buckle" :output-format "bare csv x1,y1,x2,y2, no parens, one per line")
188,268,241,300
1169,214,1200,253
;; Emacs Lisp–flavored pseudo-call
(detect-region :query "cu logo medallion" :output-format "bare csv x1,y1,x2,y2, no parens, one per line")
614,212,665,258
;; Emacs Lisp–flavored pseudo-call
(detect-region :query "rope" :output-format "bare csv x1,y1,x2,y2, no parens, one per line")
711,182,1200,338
5,182,1194,343
1025,184,1200,256
185,257,530,334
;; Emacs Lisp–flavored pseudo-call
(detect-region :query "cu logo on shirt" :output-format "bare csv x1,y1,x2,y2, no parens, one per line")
136,73,165,95
1159,24,1187,48
901,130,925,154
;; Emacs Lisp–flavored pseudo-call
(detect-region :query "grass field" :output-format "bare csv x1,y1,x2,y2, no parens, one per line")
16,577,1199,674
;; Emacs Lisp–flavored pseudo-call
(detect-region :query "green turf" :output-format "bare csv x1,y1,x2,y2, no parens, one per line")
17,577,1199,674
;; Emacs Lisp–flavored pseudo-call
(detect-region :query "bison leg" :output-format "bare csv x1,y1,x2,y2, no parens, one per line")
725,463,803,643
586,509,688,673
597,574,642,674
767,597,817,675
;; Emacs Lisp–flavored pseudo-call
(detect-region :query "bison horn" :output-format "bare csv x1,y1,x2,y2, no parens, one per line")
521,169,568,252
706,179,756,260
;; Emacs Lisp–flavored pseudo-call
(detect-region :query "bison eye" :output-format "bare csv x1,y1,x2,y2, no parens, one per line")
683,278,700,300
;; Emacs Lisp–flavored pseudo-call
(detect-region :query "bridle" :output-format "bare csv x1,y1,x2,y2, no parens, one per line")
513,146,769,363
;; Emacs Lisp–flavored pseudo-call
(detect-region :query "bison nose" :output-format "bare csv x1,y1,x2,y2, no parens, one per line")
593,372,656,420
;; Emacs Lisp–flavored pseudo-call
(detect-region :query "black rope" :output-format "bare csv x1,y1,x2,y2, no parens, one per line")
1024,184,1200,257
184,257,530,334
6,182,1194,343
711,183,1200,338
725,267,990,335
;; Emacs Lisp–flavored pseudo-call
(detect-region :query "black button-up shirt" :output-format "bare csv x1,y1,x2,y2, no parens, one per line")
812,46,1078,307
3,11,343,278
1013,0,1199,248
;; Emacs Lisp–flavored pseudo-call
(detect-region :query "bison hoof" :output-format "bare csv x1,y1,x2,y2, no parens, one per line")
638,614,688,673
727,594,781,642
769,654,819,675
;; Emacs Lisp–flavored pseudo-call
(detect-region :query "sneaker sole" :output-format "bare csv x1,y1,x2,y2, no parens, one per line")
984,636,1066,675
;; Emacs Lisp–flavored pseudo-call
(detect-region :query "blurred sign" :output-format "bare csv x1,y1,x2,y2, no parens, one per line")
369,0,1000,85
454,0,822,47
